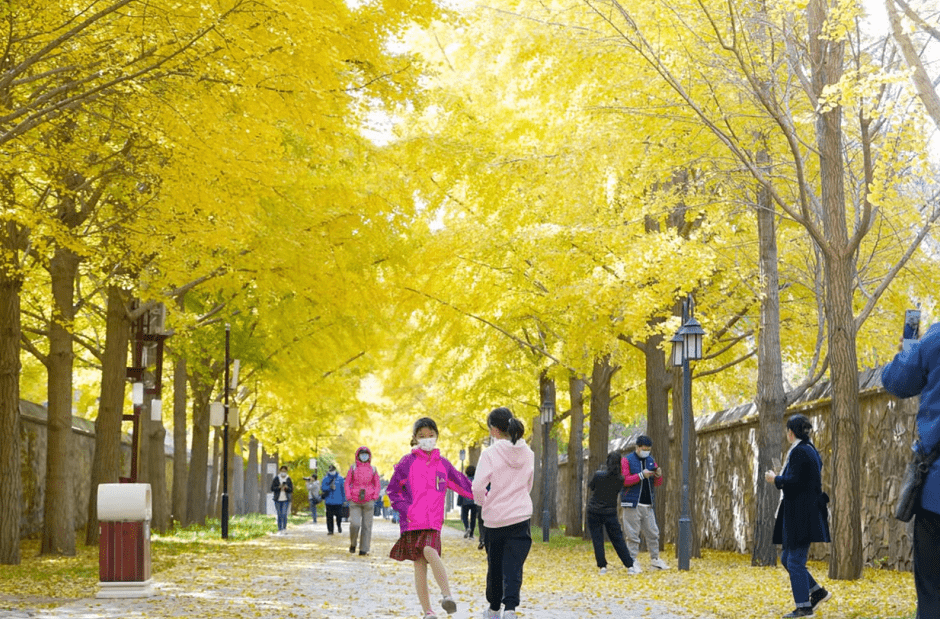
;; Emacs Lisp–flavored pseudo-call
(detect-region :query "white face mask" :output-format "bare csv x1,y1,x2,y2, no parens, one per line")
417,437,437,452
636,450,650,459
279,472,287,480
359,453,370,463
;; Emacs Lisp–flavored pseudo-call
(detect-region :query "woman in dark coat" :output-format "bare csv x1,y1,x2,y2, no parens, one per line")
764,415,832,618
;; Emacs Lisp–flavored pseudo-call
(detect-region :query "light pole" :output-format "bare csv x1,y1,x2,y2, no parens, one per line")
540,401,555,542
671,294,705,571
222,325,231,539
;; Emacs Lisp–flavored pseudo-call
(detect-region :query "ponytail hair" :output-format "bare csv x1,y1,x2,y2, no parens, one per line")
786,414,813,443
488,407,525,444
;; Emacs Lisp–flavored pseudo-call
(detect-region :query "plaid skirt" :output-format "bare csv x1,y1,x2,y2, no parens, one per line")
389,529,442,562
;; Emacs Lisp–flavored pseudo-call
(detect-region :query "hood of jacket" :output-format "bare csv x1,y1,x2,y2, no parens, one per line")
354,446,373,463
487,438,531,469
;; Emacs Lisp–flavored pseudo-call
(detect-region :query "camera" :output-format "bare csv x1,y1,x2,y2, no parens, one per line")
903,308,921,353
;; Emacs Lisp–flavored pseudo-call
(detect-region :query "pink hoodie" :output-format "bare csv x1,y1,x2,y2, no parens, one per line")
387,447,472,533
472,438,534,529
346,446,381,504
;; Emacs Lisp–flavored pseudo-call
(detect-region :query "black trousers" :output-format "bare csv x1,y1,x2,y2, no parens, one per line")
485,519,531,612
587,509,634,569
914,508,940,619
325,504,344,533
461,504,478,535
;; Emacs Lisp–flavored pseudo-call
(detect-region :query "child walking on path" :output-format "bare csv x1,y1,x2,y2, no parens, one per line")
472,407,534,619
387,417,473,619
587,452,638,574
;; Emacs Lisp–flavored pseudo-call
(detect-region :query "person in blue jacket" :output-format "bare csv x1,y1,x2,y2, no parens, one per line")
882,322,940,619
321,464,347,535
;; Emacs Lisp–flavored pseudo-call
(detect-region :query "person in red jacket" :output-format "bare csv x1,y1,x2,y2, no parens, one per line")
346,446,382,556
387,417,472,619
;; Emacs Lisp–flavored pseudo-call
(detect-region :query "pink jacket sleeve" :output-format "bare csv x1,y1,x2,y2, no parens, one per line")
621,456,664,487
444,458,473,499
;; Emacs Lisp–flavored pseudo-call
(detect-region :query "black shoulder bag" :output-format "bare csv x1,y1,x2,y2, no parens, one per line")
896,440,940,523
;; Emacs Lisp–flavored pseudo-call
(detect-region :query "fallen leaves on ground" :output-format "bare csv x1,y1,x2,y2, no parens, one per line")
0,519,917,619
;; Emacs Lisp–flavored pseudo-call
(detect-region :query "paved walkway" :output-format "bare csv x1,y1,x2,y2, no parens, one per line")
0,518,697,619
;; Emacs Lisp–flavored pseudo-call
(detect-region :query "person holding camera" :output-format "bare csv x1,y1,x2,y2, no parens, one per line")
619,435,669,570
588,452,639,575
882,321,940,618
303,473,320,523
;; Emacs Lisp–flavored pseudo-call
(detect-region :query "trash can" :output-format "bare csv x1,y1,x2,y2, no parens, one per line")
97,483,154,598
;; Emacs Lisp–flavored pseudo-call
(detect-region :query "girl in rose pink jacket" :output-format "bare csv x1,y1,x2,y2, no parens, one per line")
471,407,534,619
387,417,472,619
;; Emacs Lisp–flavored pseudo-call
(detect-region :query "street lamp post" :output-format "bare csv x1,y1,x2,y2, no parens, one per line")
222,325,231,539
540,401,555,543
671,294,705,571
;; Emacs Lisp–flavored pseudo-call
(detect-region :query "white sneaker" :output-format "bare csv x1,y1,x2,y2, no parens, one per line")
627,564,642,574
481,609,499,619
502,612,517,619
598,567,607,575
650,558,670,570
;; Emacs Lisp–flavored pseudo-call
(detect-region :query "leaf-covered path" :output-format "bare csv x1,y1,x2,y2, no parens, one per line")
0,518,696,619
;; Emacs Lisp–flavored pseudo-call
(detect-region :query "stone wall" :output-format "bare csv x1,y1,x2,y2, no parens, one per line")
18,400,170,538
557,368,919,570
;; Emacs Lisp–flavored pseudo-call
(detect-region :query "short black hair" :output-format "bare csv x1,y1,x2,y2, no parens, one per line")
636,435,653,447
413,417,439,437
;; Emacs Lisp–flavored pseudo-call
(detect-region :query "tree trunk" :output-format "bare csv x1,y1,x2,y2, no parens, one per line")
0,248,23,564
172,352,188,525
147,389,169,533
246,436,259,514
825,253,863,579
807,0,862,579
86,286,131,546
209,427,221,518
42,246,79,556
259,447,270,514
588,358,617,479
565,374,585,537
185,385,212,526
752,152,787,566
643,332,670,552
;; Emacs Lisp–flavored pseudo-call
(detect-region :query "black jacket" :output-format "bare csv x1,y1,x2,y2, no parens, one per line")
588,469,624,515
271,475,293,503
772,442,830,548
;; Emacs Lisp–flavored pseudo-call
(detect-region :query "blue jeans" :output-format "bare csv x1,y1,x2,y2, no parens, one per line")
485,519,532,612
781,546,820,608
275,500,290,531
309,499,318,523
587,509,634,569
